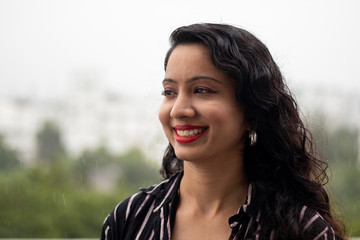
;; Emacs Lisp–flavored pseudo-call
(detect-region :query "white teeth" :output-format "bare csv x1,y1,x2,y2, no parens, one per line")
177,128,204,137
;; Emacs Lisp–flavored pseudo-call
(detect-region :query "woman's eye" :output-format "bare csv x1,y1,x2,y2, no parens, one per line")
161,90,176,96
194,88,215,94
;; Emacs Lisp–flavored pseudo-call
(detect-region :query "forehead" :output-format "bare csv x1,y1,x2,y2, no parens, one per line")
167,43,211,64
165,43,223,78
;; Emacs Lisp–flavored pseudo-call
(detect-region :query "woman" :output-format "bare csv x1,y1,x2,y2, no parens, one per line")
101,23,346,240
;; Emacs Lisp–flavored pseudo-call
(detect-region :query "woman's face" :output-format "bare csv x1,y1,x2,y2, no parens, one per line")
159,43,249,163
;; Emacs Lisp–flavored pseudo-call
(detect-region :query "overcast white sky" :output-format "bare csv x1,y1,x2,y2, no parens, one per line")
0,0,359,101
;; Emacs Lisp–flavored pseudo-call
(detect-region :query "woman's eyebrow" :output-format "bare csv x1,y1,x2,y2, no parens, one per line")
162,78,176,84
187,76,221,84
162,76,221,85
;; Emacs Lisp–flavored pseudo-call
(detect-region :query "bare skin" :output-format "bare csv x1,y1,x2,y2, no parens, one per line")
171,162,248,240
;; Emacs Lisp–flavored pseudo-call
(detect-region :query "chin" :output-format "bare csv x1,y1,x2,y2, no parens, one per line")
174,150,207,163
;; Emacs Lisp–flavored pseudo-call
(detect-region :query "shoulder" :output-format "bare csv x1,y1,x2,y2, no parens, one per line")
101,191,148,240
100,172,183,240
299,206,337,240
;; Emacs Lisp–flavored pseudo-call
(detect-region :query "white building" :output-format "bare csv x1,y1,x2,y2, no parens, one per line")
0,77,165,163
295,85,360,131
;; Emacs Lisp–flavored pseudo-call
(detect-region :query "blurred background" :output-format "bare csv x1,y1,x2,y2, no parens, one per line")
0,0,359,238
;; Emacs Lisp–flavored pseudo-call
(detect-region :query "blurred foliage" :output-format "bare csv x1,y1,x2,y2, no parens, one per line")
311,123,360,237
0,120,359,237
0,121,161,238
36,120,66,162
0,134,21,170
326,128,360,237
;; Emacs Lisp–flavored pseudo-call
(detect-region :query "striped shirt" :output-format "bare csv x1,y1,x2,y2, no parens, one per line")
101,171,338,240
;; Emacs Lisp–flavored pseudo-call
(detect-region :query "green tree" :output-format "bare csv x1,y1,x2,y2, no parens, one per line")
74,146,115,186
325,127,360,236
0,134,20,171
327,127,358,165
117,147,161,191
75,146,161,193
36,120,66,162
309,122,360,236
0,125,161,238
0,164,125,238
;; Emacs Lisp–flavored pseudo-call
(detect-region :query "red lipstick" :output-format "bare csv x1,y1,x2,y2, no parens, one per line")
173,125,208,144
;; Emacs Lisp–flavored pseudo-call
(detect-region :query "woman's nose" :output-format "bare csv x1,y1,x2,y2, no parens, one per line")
170,94,196,119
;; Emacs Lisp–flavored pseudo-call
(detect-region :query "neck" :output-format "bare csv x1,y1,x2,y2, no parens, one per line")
179,155,248,216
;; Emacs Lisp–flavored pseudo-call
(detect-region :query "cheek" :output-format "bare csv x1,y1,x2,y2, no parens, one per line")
203,105,228,125
207,106,247,134
158,103,175,144
158,102,170,128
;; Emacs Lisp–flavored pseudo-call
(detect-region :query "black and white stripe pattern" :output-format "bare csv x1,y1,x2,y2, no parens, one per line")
101,171,338,240
101,173,181,240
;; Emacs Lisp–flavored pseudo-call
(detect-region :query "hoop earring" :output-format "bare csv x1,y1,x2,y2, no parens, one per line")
249,130,257,146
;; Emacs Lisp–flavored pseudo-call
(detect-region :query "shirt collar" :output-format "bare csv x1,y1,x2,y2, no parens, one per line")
140,171,259,220
241,183,259,217
229,182,261,230
140,171,183,213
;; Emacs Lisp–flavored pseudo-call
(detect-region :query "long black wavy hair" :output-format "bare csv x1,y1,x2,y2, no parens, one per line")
160,23,346,239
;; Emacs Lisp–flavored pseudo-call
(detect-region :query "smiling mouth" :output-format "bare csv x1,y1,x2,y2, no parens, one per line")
173,126,208,143
176,128,206,137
